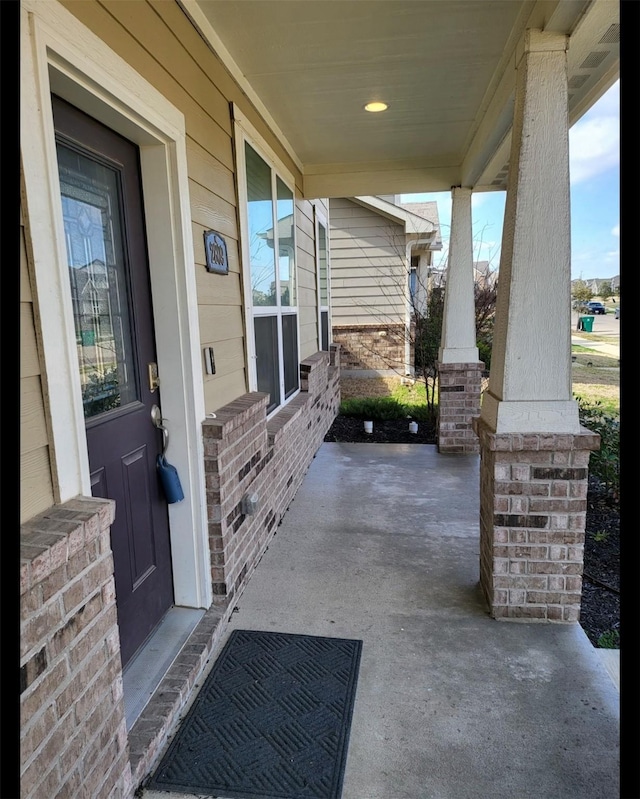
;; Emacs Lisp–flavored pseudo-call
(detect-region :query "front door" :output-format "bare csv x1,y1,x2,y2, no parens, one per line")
53,96,174,668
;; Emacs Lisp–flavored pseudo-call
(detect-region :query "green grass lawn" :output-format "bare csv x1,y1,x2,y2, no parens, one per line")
340,344,620,419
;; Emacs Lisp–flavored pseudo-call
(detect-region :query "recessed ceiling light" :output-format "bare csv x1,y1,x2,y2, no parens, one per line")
364,102,388,113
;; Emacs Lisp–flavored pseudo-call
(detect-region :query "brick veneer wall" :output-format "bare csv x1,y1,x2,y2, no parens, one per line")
203,346,341,603
20,497,132,799
332,324,411,372
437,362,484,453
473,417,600,621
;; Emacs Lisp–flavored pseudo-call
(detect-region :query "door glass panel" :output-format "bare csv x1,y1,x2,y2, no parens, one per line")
57,142,138,419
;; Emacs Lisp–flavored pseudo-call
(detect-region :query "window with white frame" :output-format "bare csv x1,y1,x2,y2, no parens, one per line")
240,138,299,414
316,211,330,351
409,255,419,306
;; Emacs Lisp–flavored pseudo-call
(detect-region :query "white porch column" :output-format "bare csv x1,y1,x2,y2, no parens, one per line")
474,29,599,622
439,187,478,364
481,29,579,435
437,187,482,453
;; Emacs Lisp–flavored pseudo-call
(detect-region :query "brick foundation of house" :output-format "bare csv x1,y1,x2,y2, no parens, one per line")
203,346,341,604
20,497,133,799
437,361,484,453
20,346,341,798
473,417,600,621
332,324,412,373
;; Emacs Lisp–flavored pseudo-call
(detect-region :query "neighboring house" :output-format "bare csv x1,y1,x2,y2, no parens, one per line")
329,196,442,377
571,275,619,297
473,260,498,287
19,2,618,798
589,276,618,295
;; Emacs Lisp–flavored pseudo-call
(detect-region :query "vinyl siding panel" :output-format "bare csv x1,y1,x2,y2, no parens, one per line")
296,200,320,359
20,217,55,522
186,137,236,204
21,450,57,523
329,199,407,327
203,368,248,412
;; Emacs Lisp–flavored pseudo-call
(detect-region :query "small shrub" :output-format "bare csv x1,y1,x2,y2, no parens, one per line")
339,395,437,424
339,397,408,420
576,398,620,502
406,402,435,423
596,629,620,649
477,339,492,372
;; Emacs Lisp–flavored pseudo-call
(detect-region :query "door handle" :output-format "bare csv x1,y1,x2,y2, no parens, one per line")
151,404,169,457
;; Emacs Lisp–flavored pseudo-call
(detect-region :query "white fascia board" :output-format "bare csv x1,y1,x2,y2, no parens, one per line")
352,196,407,225
352,196,437,237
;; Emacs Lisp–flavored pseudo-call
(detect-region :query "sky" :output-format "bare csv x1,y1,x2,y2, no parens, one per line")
402,79,620,282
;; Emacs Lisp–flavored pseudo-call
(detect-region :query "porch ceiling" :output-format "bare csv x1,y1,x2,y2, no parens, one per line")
182,0,619,197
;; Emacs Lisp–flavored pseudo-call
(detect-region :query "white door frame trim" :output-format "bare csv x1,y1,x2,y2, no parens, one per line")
21,0,211,608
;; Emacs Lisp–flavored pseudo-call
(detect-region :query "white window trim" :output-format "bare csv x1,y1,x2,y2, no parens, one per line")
314,205,332,352
233,106,301,415
21,0,211,609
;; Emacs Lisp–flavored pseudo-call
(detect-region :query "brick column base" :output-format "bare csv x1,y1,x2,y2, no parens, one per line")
473,417,600,621
437,362,484,453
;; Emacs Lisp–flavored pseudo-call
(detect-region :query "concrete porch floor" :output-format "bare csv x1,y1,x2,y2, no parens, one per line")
142,442,619,799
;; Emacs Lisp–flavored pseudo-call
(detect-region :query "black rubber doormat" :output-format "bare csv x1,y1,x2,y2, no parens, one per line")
148,629,363,799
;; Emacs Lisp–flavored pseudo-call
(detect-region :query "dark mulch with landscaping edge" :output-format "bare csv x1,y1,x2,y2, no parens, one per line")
324,415,620,649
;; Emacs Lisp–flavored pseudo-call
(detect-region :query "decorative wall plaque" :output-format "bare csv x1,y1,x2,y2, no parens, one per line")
203,230,229,275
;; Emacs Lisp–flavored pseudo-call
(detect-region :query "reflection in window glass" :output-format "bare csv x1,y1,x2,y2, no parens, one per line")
246,142,276,306
243,138,299,412
318,223,328,305
57,143,138,419
254,316,280,413
277,178,295,306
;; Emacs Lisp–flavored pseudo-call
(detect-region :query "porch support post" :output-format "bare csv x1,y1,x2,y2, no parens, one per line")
475,29,599,620
437,186,483,454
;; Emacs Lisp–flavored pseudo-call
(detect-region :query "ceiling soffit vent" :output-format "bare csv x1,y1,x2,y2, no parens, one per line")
568,74,590,89
599,24,620,44
580,51,609,69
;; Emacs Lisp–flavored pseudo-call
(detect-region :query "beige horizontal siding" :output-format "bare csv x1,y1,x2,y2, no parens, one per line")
296,199,320,359
189,181,238,240
195,268,243,306
203,368,248,412
21,449,56,523
201,337,247,401
21,217,55,522
329,198,406,326
186,137,236,205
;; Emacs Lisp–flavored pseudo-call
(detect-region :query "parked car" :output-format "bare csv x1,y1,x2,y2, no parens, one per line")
585,301,606,315
614,306,620,319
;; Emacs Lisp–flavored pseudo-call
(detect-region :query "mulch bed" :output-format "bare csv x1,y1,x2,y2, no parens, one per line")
324,415,620,649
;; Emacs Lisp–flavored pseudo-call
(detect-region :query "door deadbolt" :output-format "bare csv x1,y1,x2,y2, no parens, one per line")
148,362,160,392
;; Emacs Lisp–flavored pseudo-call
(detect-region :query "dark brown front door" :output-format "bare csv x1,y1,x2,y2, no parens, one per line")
53,96,174,668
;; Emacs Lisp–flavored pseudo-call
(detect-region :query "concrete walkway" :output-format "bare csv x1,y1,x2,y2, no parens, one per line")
142,443,619,799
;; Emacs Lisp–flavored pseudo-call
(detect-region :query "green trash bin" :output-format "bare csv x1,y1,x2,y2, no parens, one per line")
578,315,594,332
